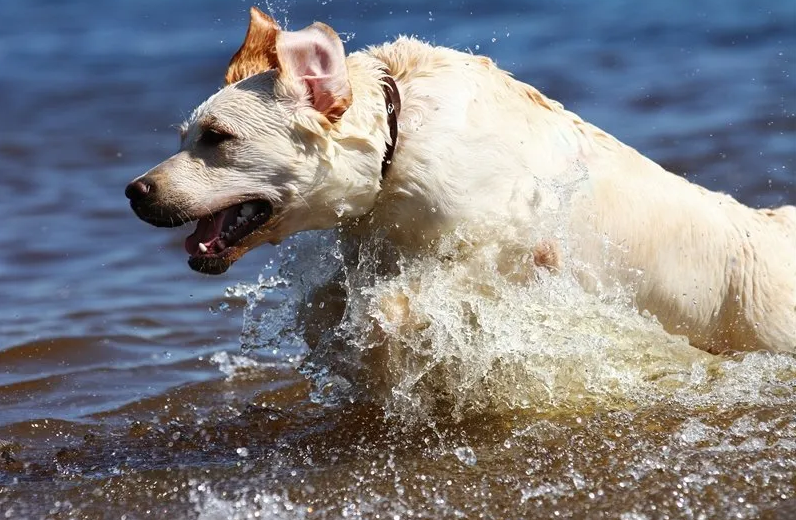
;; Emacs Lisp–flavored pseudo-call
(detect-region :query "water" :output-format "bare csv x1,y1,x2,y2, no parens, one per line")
0,0,794,518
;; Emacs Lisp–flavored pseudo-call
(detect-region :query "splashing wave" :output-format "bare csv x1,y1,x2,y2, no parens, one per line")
234,221,795,423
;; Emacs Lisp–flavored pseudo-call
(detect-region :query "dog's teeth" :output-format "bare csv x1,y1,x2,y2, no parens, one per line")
240,204,254,218
237,216,246,225
198,242,208,253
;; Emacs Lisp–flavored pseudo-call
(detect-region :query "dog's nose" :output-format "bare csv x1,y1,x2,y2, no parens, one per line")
125,179,153,202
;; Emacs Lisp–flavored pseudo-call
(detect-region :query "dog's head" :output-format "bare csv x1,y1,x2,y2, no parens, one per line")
126,8,386,274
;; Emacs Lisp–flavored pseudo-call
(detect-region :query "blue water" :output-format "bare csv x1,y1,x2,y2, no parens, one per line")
0,1,794,517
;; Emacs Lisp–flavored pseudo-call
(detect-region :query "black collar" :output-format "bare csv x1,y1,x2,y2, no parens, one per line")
380,74,401,178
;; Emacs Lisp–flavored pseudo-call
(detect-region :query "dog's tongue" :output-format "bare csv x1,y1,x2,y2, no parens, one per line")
184,208,238,255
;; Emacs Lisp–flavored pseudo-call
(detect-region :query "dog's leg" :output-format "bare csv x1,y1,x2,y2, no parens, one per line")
298,271,348,351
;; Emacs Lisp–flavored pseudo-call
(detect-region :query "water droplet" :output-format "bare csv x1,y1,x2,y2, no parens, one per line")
453,446,477,466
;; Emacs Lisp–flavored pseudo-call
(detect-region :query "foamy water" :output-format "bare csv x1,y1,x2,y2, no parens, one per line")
202,208,796,519
237,215,795,422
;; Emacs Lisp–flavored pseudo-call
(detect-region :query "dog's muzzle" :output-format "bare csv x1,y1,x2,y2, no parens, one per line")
125,178,184,228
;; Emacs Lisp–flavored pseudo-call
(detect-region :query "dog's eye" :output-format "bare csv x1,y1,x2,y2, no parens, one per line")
199,128,233,146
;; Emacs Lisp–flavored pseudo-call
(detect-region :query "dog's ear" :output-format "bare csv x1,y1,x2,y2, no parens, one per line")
225,7,281,85
226,9,351,122
275,23,352,122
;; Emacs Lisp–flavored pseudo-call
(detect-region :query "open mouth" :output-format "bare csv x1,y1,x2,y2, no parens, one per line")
184,200,273,274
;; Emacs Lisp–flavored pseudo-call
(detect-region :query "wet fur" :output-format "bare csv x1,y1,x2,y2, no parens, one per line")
130,9,796,354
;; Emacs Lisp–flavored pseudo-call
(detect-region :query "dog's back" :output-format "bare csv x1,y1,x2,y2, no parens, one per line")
364,38,796,353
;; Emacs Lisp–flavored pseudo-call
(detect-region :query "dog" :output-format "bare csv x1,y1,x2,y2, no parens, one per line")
126,7,796,354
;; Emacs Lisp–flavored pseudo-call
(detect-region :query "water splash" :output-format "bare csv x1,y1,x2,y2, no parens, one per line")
190,481,307,520
233,172,795,424
258,1,291,29
210,351,282,381
453,446,477,466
